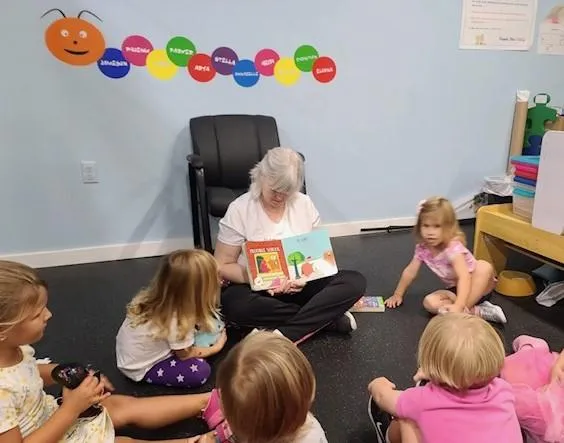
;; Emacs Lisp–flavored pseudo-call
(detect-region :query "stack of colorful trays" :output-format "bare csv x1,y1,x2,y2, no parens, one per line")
510,155,540,220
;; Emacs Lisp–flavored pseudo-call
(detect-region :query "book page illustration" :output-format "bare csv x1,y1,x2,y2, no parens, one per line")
282,230,338,281
245,239,289,290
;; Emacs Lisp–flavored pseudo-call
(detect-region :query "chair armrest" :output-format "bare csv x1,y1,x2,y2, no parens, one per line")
187,153,204,169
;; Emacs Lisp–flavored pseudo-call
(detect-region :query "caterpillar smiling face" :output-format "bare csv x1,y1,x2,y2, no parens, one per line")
43,9,106,66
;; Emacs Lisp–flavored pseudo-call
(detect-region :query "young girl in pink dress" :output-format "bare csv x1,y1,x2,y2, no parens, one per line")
501,335,564,443
385,196,506,323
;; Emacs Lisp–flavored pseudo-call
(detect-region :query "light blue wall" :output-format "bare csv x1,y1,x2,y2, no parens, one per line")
1,0,563,254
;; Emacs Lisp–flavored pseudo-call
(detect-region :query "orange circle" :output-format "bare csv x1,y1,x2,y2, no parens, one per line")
45,17,106,66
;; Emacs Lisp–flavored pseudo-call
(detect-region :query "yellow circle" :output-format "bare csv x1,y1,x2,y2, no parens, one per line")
146,49,178,80
274,57,301,86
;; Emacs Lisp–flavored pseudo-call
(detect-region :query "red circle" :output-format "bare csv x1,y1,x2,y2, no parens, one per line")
188,53,216,82
312,56,336,83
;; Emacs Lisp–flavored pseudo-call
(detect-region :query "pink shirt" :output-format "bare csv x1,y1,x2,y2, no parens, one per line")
414,240,477,287
396,378,523,443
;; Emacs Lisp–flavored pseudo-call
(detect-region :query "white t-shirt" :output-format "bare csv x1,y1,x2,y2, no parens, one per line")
115,317,194,381
217,192,321,266
296,414,328,443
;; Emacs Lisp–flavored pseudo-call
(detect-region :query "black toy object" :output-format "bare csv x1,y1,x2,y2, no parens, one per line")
51,363,103,418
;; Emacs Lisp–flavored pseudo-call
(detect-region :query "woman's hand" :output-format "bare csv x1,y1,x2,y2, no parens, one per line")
385,293,403,308
61,375,110,416
267,278,306,296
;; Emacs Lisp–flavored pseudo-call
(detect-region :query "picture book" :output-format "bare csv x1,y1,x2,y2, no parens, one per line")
244,229,338,291
350,295,386,313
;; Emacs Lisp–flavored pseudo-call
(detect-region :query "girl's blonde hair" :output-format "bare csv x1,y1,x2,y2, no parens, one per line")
0,260,46,338
418,313,505,391
216,332,315,443
415,196,466,246
127,249,220,340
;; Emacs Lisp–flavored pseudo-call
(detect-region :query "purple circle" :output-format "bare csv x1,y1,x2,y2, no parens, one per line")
211,47,238,75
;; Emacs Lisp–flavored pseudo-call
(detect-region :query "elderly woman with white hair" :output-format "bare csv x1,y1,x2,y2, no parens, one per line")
214,147,366,344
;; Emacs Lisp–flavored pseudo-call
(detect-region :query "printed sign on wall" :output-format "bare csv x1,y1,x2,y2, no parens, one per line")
41,8,337,87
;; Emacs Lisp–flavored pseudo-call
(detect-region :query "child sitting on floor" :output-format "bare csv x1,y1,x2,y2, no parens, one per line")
0,259,214,443
188,331,328,443
501,335,564,443
116,249,226,388
385,196,507,323
367,313,522,443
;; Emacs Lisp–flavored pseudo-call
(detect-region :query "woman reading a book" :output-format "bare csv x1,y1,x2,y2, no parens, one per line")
214,147,366,344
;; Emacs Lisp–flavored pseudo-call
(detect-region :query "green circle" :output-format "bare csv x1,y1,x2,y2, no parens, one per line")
166,36,196,67
293,45,319,72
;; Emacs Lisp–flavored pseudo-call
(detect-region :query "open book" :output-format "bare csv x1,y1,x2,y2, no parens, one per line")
243,229,338,291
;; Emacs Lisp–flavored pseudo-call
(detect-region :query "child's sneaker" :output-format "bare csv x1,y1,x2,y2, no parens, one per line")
368,396,392,443
476,301,507,324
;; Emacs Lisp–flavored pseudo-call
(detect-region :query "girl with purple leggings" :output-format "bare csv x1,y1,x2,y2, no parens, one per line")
115,249,227,388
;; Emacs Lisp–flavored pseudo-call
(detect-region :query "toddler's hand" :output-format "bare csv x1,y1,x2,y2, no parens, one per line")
413,368,427,384
442,303,464,314
62,375,110,416
99,374,115,392
186,431,217,442
368,377,396,397
216,329,228,349
551,360,564,385
385,294,403,308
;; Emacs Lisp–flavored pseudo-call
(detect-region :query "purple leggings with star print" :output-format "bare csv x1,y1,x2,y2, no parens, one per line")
143,355,211,388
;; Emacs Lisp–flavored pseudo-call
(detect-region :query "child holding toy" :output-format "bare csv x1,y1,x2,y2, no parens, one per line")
188,331,328,443
501,335,564,442
385,196,507,323
367,313,523,443
116,249,227,388
0,259,218,443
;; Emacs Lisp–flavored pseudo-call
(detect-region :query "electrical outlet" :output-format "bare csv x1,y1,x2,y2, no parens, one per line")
81,161,99,184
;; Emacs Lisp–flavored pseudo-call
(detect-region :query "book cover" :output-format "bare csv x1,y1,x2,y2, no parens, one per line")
350,295,386,312
244,229,338,291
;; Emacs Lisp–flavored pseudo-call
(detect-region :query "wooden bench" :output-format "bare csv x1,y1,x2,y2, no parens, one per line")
473,204,564,274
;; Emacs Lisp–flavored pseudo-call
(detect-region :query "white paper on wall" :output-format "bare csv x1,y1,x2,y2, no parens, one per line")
537,5,564,55
459,0,538,51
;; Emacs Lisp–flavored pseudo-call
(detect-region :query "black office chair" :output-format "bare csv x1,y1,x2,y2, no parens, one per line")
187,114,306,252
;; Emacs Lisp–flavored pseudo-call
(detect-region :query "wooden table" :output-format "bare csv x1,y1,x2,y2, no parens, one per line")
473,204,564,274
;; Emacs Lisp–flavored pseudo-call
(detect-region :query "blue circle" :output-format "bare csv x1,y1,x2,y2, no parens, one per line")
232,59,260,88
97,48,130,79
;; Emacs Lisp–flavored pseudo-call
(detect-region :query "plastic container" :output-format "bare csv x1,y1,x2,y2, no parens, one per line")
496,270,536,297
483,175,512,196
512,188,535,220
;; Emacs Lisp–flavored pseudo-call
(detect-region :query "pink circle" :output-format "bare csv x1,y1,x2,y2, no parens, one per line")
254,49,280,76
121,35,153,66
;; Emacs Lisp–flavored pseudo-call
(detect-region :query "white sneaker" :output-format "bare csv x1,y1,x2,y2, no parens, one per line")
477,301,507,324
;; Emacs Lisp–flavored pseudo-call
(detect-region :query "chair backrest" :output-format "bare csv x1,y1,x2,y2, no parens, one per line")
189,115,280,189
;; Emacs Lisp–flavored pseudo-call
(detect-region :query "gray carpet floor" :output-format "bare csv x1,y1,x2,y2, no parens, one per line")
35,225,564,442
